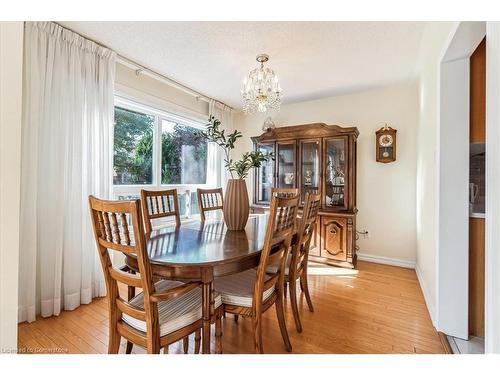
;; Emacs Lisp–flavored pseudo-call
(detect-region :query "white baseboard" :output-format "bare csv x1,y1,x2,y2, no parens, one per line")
357,253,416,269
415,263,437,327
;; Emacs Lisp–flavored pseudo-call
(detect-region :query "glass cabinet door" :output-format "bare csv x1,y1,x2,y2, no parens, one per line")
299,139,320,204
323,137,348,209
255,142,275,204
276,141,296,190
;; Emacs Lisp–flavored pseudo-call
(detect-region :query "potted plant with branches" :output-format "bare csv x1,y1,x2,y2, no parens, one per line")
197,116,273,230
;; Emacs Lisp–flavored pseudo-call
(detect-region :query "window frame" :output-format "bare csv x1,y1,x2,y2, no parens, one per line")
112,95,210,209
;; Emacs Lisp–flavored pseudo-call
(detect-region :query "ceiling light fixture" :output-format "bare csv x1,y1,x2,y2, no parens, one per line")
241,54,282,114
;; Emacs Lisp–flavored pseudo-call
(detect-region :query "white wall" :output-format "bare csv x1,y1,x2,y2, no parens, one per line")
415,22,459,326
0,21,24,352
235,82,419,265
438,57,470,339
485,21,500,354
115,62,209,119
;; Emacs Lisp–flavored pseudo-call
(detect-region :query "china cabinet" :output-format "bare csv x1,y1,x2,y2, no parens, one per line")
251,123,359,268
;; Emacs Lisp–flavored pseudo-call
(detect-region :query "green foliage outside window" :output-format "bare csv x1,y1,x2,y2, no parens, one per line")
160,124,207,184
113,106,154,185
113,106,207,185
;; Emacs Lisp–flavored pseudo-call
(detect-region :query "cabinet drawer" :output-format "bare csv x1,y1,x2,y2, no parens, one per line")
320,216,347,261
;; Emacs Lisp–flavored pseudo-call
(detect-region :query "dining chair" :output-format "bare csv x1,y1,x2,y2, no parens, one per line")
197,188,223,221
140,188,199,353
214,194,300,353
88,196,223,354
267,192,321,333
141,188,181,233
271,187,299,198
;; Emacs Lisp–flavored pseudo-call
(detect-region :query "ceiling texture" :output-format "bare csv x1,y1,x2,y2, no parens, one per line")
61,21,427,109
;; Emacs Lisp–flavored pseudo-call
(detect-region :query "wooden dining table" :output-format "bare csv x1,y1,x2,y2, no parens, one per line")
124,214,271,354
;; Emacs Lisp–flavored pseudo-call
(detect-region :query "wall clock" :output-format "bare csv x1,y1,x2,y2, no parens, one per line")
376,124,397,163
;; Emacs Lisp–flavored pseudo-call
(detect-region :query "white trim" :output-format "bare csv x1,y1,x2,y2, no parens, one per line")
357,253,416,269
433,22,462,338
437,55,471,340
416,263,437,328
485,21,500,353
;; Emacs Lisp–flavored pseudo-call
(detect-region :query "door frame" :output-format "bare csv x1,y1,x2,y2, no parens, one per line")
438,21,486,340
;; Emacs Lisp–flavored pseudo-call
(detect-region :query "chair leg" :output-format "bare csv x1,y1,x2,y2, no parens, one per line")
251,315,264,354
194,329,201,354
288,278,303,333
163,345,169,354
300,274,314,312
108,327,121,354
234,314,239,323
275,291,293,352
146,340,161,354
215,314,223,354
183,336,189,353
284,282,288,298
125,341,133,354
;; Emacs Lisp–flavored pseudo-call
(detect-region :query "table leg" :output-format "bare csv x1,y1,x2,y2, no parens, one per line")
202,279,212,354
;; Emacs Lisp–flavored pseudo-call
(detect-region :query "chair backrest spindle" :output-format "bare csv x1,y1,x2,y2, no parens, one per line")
141,189,181,233
197,188,224,222
271,188,299,199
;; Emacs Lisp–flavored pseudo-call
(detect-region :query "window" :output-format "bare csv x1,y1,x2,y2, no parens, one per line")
112,96,210,218
113,106,154,185
160,119,207,185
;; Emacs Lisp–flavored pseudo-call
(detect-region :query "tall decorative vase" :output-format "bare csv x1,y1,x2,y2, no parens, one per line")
223,179,250,230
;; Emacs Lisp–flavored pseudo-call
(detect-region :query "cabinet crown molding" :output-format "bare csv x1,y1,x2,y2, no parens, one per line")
251,122,359,142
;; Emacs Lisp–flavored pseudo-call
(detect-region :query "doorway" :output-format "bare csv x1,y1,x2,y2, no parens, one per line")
438,21,486,351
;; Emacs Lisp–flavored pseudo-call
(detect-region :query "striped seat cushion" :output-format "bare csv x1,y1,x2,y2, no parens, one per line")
266,264,289,275
122,280,222,337
214,269,275,307
266,254,292,275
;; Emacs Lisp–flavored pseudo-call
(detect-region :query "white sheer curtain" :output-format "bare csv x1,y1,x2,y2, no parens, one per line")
18,22,116,322
207,99,234,191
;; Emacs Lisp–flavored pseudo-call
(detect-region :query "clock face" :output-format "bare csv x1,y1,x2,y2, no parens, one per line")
379,134,393,147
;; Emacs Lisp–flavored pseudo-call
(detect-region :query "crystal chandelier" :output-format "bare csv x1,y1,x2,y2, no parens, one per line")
241,54,282,114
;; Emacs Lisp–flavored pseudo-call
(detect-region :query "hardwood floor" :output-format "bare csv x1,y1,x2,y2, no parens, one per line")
17,261,445,354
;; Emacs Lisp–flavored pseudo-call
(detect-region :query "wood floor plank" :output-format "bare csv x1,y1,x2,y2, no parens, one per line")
17,261,445,354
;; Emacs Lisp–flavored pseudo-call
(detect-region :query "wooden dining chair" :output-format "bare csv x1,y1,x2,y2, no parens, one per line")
214,194,300,353
141,189,181,233
197,188,223,221
140,188,199,353
88,196,223,354
271,187,298,198
268,192,321,333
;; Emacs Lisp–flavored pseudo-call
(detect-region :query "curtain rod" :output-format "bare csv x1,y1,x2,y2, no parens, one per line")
53,22,233,111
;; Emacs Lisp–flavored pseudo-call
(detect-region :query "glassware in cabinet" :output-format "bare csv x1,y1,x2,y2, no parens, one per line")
276,141,297,189
323,137,348,209
255,142,275,204
299,139,320,204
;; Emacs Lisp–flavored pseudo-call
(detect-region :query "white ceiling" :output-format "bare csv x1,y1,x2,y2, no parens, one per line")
60,22,427,109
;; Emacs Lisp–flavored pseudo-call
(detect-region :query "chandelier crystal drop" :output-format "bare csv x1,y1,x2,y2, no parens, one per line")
241,54,282,114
